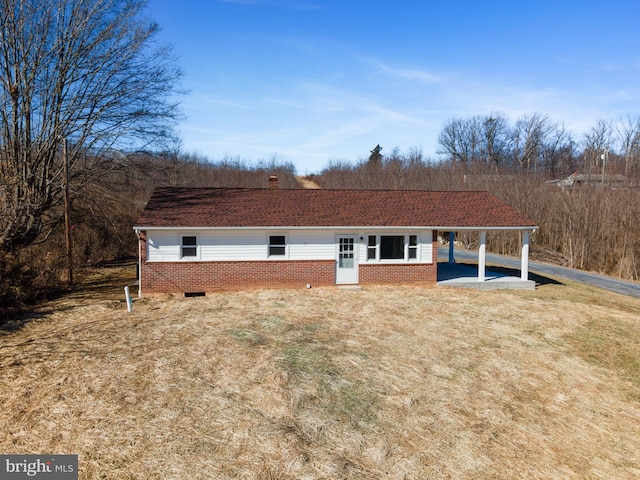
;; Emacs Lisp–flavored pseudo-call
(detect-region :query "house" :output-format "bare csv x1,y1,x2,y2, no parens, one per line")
133,186,537,295
545,173,630,190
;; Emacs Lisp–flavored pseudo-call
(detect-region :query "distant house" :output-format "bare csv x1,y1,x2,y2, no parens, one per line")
133,186,537,295
546,173,630,189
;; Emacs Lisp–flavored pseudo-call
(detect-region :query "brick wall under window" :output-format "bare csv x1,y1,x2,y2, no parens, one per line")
141,259,336,294
359,263,437,285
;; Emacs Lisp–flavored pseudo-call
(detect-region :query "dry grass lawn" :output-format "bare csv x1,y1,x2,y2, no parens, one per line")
1,265,639,479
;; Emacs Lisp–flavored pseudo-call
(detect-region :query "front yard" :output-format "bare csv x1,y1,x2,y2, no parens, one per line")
1,269,639,479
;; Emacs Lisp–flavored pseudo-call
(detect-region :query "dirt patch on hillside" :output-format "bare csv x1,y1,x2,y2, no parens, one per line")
295,175,321,189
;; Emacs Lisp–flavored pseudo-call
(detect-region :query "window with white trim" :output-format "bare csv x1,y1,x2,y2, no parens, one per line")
366,234,419,262
268,235,287,257
181,235,198,258
367,235,377,260
380,235,405,259
408,235,418,259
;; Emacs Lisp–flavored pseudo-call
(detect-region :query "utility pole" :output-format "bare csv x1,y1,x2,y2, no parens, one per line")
600,147,607,185
63,138,73,285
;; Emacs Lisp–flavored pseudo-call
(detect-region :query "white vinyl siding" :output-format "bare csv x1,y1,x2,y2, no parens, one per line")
288,231,335,260
420,233,433,263
146,230,336,262
199,231,265,260
145,229,433,263
147,231,181,261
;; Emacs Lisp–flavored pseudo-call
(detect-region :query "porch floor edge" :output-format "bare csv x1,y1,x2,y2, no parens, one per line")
437,262,536,290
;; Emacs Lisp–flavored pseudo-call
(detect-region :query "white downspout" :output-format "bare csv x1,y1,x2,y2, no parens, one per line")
135,228,142,298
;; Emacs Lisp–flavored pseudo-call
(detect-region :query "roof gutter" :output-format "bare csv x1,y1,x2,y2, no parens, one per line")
133,225,538,232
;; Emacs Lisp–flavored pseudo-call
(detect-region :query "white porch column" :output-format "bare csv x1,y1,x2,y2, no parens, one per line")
448,231,455,264
478,231,486,281
521,230,530,281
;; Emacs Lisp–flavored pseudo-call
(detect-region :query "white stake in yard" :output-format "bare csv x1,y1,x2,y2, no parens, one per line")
124,286,133,313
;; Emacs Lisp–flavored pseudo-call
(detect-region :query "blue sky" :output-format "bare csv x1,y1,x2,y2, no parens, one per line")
147,0,640,173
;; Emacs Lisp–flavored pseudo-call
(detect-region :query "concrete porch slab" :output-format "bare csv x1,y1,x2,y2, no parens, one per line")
437,262,535,290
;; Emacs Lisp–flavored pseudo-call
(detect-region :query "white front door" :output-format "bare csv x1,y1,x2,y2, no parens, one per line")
336,235,358,284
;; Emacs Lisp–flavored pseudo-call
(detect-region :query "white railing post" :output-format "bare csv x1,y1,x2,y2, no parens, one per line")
448,231,455,264
521,230,530,281
478,231,486,282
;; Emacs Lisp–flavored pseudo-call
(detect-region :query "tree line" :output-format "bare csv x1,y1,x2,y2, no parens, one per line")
437,112,640,176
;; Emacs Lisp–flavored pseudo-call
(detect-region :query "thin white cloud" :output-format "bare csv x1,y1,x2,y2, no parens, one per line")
369,59,442,84
363,105,424,125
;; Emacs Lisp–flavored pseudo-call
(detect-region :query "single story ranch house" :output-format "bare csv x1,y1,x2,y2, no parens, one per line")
134,186,537,295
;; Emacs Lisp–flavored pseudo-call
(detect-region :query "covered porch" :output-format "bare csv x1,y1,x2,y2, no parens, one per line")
436,228,537,290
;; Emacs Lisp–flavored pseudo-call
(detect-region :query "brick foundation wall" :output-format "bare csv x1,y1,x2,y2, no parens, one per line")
141,259,337,294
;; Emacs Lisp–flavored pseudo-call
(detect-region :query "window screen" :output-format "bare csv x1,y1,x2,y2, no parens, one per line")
181,236,197,257
269,235,286,256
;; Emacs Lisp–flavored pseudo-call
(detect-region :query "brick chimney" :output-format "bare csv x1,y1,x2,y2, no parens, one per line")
268,175,279,189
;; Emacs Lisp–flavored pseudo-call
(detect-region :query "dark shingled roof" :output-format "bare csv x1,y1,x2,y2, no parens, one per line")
135,188,536,229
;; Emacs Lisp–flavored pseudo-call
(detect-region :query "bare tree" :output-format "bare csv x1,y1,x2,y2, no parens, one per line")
542,123,575,174
0,0,181,251
437,116,482,164
613,115,640,176
481,113,512,168
513,113,551,171
582,119,612,175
